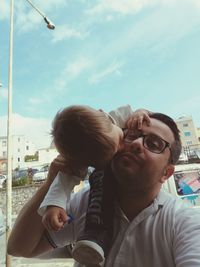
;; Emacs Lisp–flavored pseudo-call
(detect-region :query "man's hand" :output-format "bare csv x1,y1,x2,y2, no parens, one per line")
42,206,68,231
126,109,151,130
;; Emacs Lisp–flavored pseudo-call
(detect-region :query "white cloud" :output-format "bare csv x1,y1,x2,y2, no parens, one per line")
91,0,200,65
36,0,67,10
89,61,123,84
87,0,159,15
0,87,8,99
87,0,199,17
51,25,87,43
29,97,44,105
55,57,92,90
191,0,200,9
105,15,115,21
66,57,92,77
0,0,9,20
0,113,52,149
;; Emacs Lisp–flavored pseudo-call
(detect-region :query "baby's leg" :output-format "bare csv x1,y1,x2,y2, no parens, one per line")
72,166,115,266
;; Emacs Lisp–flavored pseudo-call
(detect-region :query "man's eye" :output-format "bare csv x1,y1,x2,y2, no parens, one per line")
147,140,160,149
146,137,163,150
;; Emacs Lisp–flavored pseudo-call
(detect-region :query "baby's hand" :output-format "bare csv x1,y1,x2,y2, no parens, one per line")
42,206,68,231
126,109,151,130
46,155,69,185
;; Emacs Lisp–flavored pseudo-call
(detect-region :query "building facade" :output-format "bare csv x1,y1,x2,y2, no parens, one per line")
176,116,200,162
176,116,200,148
0,135,37,172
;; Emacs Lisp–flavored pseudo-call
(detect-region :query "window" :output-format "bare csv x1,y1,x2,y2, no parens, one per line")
184,131,191,137
18,138,20,142
186,141,192,145
18,157,20,162
2,141,6,147
183,123,188,127
3,151,6,157
18,149,20,152
26,146,29,150
2,163,7,171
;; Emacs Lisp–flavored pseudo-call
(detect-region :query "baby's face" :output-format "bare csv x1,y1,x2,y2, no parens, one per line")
92,125,124,169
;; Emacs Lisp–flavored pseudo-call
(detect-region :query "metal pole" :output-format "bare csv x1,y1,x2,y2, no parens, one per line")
25,0,55,29
6,0,14,266
26,0,45,18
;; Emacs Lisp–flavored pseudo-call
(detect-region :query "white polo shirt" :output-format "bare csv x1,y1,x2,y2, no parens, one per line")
47,187,200,267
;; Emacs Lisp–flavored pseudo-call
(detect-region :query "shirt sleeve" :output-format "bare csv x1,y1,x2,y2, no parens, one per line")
38,171,83,216
46,187,89,248
109,104,134,128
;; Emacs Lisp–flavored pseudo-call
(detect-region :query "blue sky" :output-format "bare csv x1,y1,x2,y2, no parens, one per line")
0,0,200,148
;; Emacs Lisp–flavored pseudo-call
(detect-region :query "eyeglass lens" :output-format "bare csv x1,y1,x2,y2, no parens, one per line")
144,135,166,153
124,130,167,154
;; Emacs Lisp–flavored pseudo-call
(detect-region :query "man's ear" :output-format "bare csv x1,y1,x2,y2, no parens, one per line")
160,165,175,183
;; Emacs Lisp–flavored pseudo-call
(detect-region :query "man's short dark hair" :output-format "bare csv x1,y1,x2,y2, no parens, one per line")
149,113,182,164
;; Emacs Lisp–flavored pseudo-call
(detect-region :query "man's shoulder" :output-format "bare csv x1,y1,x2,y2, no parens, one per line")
158,190,200,218
158,190,187,208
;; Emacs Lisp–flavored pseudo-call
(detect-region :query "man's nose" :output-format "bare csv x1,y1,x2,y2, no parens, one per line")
127,137,143,153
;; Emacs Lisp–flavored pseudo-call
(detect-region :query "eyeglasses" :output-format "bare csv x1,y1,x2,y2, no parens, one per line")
123,129,171,154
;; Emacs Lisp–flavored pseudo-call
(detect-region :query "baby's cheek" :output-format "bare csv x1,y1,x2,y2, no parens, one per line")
118,141,125,152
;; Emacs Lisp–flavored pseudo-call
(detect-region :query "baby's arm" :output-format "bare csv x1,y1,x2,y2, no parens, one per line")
38,171,84,215
38,156,87,231
109,105,151,129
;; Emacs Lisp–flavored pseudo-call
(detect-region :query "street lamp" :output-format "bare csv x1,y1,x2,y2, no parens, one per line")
26,0,55,30
6,1,55,266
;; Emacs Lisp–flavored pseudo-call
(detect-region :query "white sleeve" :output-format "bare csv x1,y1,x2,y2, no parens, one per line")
38,171,83,216
46,187,90,248
109,104,134,128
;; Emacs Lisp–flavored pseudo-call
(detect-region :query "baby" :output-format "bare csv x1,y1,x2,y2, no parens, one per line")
38,105,150,266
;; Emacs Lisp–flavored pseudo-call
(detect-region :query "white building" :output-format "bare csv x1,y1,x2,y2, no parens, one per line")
176,116,200,147
37,147,58,166
0,135,37,171
175,116,200,162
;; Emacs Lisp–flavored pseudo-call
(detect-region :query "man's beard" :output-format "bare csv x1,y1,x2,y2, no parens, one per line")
111,155,143,195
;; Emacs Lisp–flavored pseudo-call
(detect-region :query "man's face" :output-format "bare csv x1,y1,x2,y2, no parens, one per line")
111,118,174,195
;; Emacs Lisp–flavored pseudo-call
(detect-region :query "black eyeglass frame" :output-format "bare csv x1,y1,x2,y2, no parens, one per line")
123,129,172,155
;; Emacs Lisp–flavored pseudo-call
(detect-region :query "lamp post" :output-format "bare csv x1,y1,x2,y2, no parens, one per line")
6,1,55,266
26,0,55,30
6,0,14,266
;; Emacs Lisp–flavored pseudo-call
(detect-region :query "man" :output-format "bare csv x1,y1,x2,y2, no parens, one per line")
7,113,200,267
